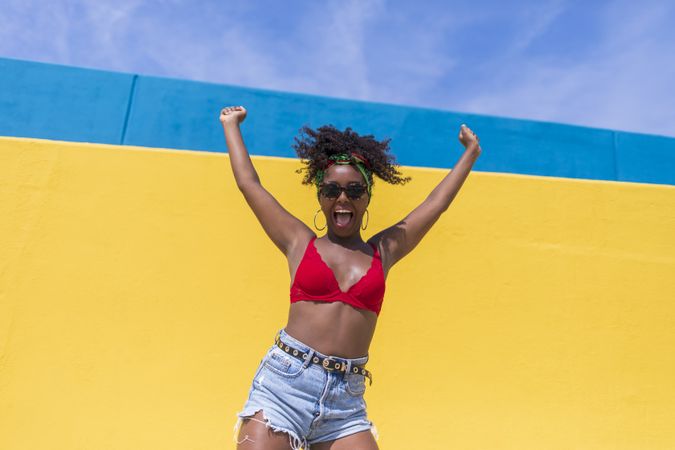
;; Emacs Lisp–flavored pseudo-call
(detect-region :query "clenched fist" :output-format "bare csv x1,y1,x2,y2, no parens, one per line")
458,124,481,155
220,105,247,127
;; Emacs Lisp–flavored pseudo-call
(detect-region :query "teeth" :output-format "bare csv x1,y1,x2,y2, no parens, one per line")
334,210,353,227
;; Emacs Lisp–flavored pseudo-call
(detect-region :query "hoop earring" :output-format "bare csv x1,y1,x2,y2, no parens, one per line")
314,208,326,231
361,209,369,230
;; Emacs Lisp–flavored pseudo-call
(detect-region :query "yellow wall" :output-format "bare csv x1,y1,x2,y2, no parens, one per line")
1,136,674,449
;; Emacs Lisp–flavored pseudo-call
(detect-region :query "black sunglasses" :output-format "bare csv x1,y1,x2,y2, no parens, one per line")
319,182,367,200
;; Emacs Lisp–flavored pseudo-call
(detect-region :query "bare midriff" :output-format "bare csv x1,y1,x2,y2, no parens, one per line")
285,300,377,359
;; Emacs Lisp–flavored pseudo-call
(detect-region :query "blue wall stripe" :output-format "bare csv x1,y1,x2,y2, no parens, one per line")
1,57,673,186
0,58,133,145
615,132,675,185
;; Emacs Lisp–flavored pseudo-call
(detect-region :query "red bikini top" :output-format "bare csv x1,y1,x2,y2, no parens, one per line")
290,236,386,315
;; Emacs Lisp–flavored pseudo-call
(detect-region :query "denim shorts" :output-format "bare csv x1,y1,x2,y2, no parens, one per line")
233,328,378,449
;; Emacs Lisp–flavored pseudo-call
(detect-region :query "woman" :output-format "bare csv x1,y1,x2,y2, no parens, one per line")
221,105,481,450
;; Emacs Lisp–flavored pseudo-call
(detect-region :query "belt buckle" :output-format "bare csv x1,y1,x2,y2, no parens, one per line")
321,356,343,372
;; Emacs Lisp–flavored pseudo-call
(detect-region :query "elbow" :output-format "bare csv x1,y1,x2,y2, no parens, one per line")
427,195,452,214
439,194,458,213
236,181,249,192
236,177,261,192
440,199,454,213
237,182,256,193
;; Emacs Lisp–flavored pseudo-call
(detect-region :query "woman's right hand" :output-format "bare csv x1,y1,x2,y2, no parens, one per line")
220,105,247,127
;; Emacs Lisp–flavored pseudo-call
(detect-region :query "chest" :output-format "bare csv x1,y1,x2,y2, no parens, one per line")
290,238,382,294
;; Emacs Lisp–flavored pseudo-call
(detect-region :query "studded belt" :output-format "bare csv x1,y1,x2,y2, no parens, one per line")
274,334,373,385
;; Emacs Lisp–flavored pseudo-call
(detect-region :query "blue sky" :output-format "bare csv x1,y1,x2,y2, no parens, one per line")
1,0,674,137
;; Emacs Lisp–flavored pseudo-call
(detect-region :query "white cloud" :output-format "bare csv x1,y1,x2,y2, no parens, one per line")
510,0,567,54
0,0,673,136
0,0,71,62
300,0,385,99
458,1,675,136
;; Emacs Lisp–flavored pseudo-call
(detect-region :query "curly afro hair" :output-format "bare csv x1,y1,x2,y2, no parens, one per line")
292,124,411,189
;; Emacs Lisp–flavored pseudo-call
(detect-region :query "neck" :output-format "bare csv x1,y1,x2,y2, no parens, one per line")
324,229,364,247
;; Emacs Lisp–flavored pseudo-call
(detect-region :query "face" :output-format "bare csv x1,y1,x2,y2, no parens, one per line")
319,164,370,237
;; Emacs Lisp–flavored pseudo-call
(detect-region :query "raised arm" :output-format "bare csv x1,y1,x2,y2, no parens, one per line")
220,106,312,255
369,124,482,272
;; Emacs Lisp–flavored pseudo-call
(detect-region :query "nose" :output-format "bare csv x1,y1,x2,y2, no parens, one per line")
337,189,350,201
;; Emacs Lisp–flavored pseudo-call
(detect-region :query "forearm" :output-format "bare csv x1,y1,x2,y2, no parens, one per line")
427,147,480,212
223,123,261,187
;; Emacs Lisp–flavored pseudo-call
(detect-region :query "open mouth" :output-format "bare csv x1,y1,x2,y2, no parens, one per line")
333,210,354,228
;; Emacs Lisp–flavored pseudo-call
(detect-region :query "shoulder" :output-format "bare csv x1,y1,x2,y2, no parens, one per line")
367,229,389,249
286,231,317,273
296,230,317,249
366,234,385,259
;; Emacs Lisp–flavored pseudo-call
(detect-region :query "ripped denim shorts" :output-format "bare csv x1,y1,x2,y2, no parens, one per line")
233,328,378,449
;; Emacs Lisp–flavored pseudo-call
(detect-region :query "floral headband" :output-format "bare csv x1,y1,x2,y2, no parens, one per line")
315,152,373,203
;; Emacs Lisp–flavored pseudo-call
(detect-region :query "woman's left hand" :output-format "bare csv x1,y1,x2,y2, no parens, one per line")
458,124,481,155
